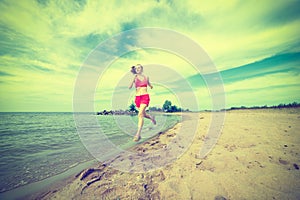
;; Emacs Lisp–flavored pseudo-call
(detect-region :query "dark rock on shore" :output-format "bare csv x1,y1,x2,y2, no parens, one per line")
215,195,227,200
96,110,137,115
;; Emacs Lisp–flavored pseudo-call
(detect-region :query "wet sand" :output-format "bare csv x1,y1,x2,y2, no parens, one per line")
36,109,300,200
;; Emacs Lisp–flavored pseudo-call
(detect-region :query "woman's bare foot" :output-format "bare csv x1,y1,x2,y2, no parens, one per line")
133,135,141,142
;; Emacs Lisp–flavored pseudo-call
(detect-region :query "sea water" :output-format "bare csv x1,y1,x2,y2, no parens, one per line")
0,112,180,195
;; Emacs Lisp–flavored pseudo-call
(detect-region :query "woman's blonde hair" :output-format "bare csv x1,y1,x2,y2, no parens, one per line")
130,64,143,74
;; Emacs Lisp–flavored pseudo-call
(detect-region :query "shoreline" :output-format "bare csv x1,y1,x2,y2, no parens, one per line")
0,159,98,200
33,112,191,199
6,109,300,199
1,112,183,200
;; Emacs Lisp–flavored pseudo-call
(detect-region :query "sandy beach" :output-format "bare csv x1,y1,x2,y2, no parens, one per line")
35,108,300,200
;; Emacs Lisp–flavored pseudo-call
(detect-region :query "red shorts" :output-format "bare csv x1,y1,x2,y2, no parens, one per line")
135,94,150,108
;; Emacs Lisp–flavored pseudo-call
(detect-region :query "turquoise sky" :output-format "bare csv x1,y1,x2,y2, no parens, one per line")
0,0,300,112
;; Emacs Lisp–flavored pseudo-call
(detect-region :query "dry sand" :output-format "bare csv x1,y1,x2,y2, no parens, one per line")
36,108,300,200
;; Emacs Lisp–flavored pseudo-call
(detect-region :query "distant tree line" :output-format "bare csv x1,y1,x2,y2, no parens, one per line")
128,100,187,113
228,102,300,110
160,100,186,112
128,102,138,113
98,101,300,115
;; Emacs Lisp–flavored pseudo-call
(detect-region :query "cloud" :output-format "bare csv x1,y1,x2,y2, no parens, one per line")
225,71,300,94
0,71,14,77
175,1,300,70
0,0,299,111
252,1,300,28
225,84,300,108
170,52,300,109
221,52,300,83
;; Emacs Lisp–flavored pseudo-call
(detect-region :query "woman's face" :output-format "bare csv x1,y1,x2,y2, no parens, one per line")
135,65,143,74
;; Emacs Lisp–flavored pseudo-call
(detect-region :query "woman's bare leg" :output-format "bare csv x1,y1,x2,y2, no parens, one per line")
144,112,156,125
134,104,147,141
134,104,157,141
142,104,156,125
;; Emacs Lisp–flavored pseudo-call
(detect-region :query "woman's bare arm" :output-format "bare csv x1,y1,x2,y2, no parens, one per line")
147,76,153,89
129,75,136,89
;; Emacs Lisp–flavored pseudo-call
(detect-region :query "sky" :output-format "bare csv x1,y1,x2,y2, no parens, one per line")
0,0,300,112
